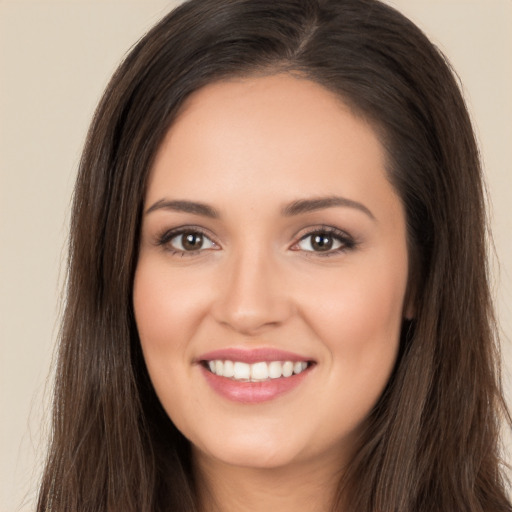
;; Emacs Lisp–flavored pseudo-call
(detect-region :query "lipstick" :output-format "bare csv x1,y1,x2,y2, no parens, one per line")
197,347,314,403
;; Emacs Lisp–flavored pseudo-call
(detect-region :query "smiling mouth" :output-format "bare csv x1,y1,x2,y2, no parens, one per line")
202,360,313,382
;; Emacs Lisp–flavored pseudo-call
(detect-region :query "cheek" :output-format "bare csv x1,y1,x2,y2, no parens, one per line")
297,254,407,418
133,260,210,354
133,260,214,435
304,244,408,348
132,259,208,417
325,270,404,352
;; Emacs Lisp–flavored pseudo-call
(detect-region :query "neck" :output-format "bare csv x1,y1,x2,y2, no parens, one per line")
193,451,346,512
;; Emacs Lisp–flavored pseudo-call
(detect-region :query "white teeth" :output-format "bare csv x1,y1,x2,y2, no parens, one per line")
268,361,282,379
233,362,250,380
206,359,310,381
282,361,293,377
223,360,234,378
251,362,269,380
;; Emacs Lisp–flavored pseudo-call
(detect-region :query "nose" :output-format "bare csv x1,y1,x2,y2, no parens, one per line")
211,247,293,336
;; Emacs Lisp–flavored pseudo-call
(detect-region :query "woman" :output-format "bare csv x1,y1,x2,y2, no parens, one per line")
37,0,511,510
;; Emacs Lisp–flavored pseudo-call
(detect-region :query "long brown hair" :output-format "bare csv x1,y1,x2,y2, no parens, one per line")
37,0,511,510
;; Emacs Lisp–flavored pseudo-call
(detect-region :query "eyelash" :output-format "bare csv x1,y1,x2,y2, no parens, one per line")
293,226,357,257
155,226,217,257
155,225,357,257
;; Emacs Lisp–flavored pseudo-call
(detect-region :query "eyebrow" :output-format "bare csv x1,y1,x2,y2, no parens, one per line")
145,195,375,221
282,196,375,220
145,199,220,218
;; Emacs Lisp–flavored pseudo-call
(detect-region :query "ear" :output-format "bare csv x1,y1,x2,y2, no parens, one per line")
403,299,415,321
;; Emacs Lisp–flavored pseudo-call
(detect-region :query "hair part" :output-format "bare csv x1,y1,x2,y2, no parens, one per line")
38,1,511,511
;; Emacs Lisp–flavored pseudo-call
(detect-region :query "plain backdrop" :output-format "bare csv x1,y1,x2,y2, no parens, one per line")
1,1,511,510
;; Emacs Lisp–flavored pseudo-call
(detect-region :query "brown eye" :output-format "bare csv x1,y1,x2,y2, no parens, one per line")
311,234,334,251
169,231,216,252
296,230,348,253
182,232,204,250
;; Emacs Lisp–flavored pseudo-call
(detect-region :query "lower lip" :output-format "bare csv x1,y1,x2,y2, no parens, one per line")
200,365,312,403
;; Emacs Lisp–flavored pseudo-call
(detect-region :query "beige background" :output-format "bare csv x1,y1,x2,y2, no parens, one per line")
1,1,511,510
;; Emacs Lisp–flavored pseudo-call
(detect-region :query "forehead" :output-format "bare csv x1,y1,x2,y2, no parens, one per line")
146,73,394,213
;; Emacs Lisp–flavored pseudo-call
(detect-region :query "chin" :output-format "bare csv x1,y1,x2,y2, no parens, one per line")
189,425,312,470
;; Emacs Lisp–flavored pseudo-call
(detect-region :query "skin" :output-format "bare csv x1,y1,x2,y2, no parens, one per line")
133,73,411,512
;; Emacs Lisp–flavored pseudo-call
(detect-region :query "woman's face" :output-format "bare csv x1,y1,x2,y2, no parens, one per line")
134,74,410,472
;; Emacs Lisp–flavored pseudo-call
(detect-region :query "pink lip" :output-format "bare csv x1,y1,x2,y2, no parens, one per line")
197,347,312,364
200,364,313,404
196,347,315,404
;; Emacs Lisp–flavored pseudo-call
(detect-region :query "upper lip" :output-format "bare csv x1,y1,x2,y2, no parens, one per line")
196,347,314,364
